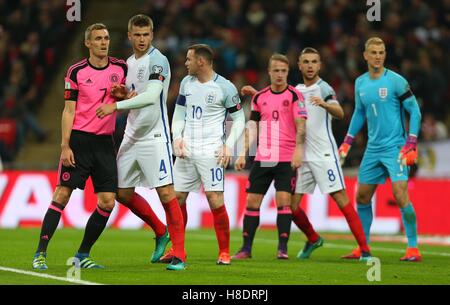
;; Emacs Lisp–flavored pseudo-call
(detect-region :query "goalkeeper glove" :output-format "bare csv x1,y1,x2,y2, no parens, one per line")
338,135,354,165
399,135,418,166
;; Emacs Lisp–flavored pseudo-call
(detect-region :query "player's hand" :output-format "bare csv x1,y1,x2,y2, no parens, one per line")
61,144,75,167
173,138,188,158
310,96,327,108
338,135,354,166
234,155,246,171
126,90,137,99
96,103,117,118
110,84,128,100
216,144,232,168
398,135,418,166
291,147,303,170
240,85,257,97
338,143,350,166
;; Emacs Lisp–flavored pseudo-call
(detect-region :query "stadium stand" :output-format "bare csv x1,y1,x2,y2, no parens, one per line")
0,0,448,169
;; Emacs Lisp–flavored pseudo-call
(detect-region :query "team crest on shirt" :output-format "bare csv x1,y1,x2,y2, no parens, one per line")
379,88,388,99
137,66,146,81
283,99,289,107
205,91,217,104
109,73,120,83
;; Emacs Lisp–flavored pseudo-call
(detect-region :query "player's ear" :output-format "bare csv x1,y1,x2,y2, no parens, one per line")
84,39,90,48
198,56,204,67
127,31,131,41
363,51,368,61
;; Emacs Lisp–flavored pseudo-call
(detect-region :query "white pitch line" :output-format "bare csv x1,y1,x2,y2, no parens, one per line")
188,233,450,257
0,266,103,285
323,243,450,257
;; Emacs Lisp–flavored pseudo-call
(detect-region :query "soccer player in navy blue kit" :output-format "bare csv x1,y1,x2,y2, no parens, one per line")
339,37,422,261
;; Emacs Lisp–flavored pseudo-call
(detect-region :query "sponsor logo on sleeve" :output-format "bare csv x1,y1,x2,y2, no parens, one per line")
64,90,71,99
152,65,163,74
232,94,240,104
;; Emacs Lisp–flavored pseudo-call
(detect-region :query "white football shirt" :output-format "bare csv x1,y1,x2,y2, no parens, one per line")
124,46,171,143
296,79,340,162
178,73,241,157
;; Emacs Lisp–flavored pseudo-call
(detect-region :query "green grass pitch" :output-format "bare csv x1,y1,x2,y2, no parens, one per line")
0,228,449,285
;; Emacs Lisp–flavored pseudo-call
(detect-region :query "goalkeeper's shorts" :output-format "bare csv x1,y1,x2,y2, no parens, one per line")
358,146,409,184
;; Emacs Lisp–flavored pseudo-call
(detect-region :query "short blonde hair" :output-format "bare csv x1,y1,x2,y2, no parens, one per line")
268,53,289,67
85,23,108,41
365,37,385,50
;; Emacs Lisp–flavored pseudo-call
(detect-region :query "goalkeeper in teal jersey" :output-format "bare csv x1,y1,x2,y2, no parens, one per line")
339,37,422,262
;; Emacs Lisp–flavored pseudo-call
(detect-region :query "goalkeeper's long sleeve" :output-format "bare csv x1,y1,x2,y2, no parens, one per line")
403,97,422,137
347,105,365,138
347,84,366,138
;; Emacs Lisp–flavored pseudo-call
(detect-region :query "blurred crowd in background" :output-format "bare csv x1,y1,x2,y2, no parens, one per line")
0,0,77,162
0,0,449,168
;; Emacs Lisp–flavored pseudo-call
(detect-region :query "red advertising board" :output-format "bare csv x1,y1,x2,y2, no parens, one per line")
0,171,449,235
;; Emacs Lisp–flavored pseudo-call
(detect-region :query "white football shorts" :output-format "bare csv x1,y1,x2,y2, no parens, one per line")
117,140,173,189
295,160,345,194
174,157,224,192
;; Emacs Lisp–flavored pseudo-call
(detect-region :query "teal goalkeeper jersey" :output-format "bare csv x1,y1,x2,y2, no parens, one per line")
348,68,421,153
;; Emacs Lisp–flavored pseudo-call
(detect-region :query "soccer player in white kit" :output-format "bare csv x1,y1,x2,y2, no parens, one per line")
292,48,371,260
96,15,186,271
167,44,245,265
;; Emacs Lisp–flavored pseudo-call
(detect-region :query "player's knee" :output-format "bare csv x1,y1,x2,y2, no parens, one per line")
116,190,133,204
356,192,371,204
290,194,302,212
175,191,188,206
97,193,116,211
393,189,409,207
158,186,175,204
331,190,349,209
206,192,223,208
97,200,115,211
246,194,262,209
53,186,72,206
205,191,218,202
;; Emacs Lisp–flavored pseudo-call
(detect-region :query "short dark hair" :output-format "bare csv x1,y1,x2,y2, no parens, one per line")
128,14,153,31
299,47,320,59
188,44,214,64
